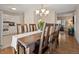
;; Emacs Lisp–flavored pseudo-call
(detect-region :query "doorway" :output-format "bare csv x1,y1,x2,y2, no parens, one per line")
57,15,74,36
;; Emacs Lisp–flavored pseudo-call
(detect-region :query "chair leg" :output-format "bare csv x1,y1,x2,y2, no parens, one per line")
14,50,17,54
55,38,59,48
24,47,26,54
17,43,19,54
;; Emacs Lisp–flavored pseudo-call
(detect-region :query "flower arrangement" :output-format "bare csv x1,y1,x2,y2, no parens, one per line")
38,19,45,30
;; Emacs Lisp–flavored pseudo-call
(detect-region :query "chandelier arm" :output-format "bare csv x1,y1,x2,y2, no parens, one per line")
35,4,49,16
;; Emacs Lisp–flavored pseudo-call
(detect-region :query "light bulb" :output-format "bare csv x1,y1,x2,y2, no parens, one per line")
36,10,39,14
11,8,16,10
45,10,49,14
41,8,46,13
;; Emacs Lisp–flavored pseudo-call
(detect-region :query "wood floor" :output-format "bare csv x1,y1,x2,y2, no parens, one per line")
0,47,15,54
54,31,79,54
0,31,79,54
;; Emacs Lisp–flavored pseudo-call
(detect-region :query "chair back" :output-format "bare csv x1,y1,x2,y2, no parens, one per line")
48,24,60,53
55,24,60,31
23,24,28,33
29,24,37,32
39,23,54,53
17,24,23,34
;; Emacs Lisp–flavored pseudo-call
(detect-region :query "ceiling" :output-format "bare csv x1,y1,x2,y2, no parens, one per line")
0,4,78,14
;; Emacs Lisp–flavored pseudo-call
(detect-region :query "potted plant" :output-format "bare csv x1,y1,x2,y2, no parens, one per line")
38,19,45,30
68,24,74,36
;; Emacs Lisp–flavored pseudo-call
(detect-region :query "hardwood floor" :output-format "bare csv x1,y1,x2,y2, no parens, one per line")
0,31,79,54
0,47,15,54
54,31,79,54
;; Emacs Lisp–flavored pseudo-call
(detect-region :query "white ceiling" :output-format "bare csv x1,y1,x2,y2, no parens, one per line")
0,4,78,14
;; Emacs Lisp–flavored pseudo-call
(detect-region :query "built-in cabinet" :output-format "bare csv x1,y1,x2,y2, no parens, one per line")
3,14,23,35
0,11,23,49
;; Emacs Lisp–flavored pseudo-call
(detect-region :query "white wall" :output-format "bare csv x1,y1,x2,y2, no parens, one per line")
74,8,79,43
0,11,3,48
24,9,35,24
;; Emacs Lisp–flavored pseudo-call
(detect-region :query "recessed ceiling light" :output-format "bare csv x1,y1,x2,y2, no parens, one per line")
11,8,16,10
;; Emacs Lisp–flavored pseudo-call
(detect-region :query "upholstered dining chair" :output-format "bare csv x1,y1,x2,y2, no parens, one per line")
23,24,28,33
34,23,59,53
29,24,37,32
48,24,60,53
39,23,55,54
49,31,59,53
17,24,23,34
55,24,60,32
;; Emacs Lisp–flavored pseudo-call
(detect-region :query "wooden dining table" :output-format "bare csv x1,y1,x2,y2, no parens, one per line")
17,31,42,54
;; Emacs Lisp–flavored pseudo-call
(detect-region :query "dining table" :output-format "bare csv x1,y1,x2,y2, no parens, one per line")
17,31,42,54
11,30,42,53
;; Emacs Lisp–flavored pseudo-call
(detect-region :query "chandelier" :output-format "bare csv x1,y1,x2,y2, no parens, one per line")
35,4,49,16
